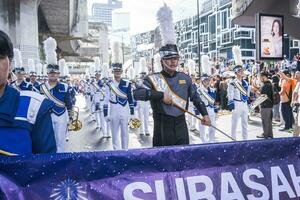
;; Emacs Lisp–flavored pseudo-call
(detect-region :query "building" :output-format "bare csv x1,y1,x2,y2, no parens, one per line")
89,0,122,27
131,0,300,63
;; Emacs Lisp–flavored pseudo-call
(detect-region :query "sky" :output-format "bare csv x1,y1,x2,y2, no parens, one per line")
88,0,199,35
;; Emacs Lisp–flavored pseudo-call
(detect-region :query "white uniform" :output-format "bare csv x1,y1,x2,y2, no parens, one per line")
104,79,135,150
227,79,250,140
92,81,110,137
138,101,150,135
84,81,92,111
197,86,217,143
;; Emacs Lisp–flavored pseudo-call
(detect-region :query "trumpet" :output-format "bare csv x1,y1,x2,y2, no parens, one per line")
68,106,82,131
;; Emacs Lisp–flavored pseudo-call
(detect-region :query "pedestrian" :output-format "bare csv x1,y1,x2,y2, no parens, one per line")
133,4,210,147
257,72,274,139
0,30,56,155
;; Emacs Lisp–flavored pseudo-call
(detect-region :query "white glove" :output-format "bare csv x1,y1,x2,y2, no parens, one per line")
105,116,111,122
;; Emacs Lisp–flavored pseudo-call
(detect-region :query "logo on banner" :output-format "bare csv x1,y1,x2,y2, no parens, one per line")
50,179,87,200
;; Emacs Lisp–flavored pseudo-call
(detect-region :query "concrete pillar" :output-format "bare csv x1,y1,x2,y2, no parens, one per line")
0,0,40,69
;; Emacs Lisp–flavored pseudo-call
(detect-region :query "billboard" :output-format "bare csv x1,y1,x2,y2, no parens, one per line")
256,13,284,60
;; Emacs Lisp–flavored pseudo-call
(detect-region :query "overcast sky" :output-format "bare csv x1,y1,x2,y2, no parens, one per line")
88,0,199,35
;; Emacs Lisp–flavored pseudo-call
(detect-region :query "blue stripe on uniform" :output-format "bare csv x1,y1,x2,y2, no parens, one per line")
15,96,31,118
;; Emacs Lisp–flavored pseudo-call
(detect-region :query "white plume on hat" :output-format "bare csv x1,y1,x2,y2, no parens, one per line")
156,3,176,45
28,59,35,73
94,57,101,72
13,48,22,69
201,55,212,76
102,63,109,78
111,40,121,64
58,59,66,76
128,67,135,80
139,58,147,74
153,53,162,72
232,46,243,66
188,59,196,75
36,63,43,76
42,64,47,75
43,37,57,65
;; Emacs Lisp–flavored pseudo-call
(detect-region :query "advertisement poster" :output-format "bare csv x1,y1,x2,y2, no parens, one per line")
257,14,284,60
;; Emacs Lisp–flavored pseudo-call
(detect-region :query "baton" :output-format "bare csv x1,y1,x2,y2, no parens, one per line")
172,102,236,141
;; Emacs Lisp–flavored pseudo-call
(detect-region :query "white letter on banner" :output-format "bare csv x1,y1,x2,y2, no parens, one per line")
175,178,187,200
187,175,216,200
123,182,152,200
221,172,245,200
288,164,300,197
155,180,166,200
271,166,296,200
243,168,270,200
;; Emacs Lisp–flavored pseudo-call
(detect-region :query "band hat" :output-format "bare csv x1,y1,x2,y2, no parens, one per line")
43,37,60,74
157,4,179,59
111,41,123,72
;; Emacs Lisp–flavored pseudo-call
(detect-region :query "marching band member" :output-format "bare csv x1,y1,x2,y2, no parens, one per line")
91,58,107,135
197,55,218,143
101,63,111,138
10,49,33,91
0,30,57,155
28,59,40,90
137,58,150,136
103,41,135,150
133,4,210,147
38,37,73,152
227,46,250,140
187,59,197,131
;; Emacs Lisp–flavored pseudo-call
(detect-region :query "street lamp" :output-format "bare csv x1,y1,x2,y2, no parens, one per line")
197,0,202,76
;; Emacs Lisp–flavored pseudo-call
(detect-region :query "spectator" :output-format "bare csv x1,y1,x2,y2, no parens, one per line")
257,72,274,139
272,75,281,121
278,70,297,131
291,71,300,136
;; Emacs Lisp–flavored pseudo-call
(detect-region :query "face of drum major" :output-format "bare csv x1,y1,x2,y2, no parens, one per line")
47,72,60,82
236,68,244,78
162,57,180,73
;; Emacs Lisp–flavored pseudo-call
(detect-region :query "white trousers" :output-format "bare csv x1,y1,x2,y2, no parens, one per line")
198,107,216,142
110,103,130,150
95,101,110,136
138,101,150,134
51,112,69,152
85,95,91,111
187,107,197,129
231,101,248,140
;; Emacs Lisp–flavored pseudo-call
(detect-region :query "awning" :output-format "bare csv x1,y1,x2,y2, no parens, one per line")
232,0,300,39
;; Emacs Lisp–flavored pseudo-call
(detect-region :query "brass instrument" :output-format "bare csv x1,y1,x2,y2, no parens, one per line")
250,94,269,111
128,118,142,130
68,106,82,131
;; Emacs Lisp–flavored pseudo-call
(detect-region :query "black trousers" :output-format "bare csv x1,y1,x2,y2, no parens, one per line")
153,113,189,147
281,102,294,129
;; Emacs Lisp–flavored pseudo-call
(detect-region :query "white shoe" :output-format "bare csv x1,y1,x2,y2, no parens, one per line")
66,137,69,142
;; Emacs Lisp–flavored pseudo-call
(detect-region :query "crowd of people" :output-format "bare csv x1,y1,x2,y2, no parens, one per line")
1,3,300,156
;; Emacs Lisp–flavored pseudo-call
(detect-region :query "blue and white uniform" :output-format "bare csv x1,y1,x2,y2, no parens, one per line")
104,79,135,150
197,86,217,142
38,82,72,152
68,83,77,106
136,78,150,135
11,80,33,91
92,79,110,137
0,85,56,155
227,79,250,140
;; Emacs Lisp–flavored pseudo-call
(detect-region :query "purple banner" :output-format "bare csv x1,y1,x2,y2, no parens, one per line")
0,138,300,200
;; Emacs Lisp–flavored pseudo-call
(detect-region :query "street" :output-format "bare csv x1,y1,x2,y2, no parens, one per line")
66,95,294,152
